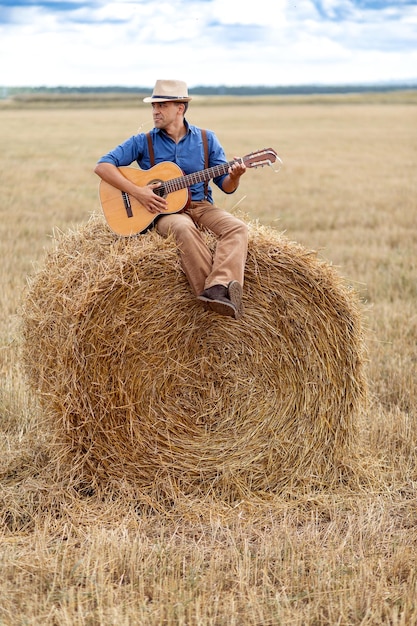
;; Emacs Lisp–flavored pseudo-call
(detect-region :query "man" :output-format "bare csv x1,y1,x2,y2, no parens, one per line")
94,79,248,319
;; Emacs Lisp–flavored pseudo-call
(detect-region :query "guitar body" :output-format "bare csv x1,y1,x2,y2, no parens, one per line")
99,163,189,236
98,148,279,236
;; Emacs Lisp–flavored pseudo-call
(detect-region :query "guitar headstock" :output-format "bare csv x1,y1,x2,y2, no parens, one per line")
242,148,280,169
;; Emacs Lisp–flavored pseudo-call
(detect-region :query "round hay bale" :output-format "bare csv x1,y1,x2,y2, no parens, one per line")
21,215,367,503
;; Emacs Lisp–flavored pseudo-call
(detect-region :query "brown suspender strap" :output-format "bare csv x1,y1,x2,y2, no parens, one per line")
146,132,155,167
201,129,209,199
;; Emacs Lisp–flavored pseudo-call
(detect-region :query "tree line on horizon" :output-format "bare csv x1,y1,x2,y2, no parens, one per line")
1,82,416,98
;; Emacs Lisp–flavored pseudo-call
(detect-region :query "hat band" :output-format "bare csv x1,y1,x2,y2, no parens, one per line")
152,94,187,100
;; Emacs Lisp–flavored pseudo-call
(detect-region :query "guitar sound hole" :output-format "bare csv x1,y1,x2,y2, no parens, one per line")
149,179,166,198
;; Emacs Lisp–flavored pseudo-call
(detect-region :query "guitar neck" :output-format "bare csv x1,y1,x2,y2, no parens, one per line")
163,159,241,195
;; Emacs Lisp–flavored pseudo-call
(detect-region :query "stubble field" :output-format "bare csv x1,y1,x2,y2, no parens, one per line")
0,92,416,625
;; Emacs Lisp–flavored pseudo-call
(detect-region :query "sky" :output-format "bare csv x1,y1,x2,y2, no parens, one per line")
0,0,416,88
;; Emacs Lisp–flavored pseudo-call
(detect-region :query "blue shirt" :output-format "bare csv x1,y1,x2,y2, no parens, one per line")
97,121,233,204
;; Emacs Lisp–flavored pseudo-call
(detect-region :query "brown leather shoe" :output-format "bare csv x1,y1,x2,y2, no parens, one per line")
228,281,244,320
197,284,237,318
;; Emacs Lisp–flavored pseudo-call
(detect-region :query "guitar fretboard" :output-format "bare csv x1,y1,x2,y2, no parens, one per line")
162,158,242,195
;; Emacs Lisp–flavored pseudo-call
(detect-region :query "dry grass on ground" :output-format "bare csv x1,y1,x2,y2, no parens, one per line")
1,94,416,625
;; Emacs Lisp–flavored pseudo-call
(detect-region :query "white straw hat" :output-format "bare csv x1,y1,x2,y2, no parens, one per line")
143,79,192,103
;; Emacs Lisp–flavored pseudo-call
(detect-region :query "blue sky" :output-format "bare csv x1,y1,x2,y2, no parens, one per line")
0,0,416,87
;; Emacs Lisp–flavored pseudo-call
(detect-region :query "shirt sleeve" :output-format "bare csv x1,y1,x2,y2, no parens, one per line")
96,135,145,167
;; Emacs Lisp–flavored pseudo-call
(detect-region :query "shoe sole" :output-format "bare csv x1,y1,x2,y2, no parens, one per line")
197,294,237,318
228,281,244,320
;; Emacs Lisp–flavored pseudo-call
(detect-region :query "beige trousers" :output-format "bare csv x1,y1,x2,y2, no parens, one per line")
156,200,248,296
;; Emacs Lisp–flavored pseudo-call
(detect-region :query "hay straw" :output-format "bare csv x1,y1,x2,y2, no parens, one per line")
20,214,368,505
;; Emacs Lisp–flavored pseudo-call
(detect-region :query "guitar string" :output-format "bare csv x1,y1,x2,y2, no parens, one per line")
163,158,248,195
162,150,278,194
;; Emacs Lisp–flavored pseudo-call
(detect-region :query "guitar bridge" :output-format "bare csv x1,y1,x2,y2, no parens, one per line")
121,191,133,218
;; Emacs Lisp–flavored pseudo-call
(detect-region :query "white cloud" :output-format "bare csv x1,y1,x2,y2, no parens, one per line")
210,0,287,26
0,0,416,86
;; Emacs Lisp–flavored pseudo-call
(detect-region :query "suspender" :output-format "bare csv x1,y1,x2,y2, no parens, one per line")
146,131,155,167
201,129,209,200
146,129,209,199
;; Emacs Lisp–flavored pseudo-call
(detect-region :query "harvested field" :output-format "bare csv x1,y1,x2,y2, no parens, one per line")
2,96,416,625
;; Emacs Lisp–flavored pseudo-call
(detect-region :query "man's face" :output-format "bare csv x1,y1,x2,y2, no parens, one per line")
151,102,182,128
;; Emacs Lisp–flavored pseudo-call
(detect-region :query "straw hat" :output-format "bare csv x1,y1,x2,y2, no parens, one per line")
143,79,192,103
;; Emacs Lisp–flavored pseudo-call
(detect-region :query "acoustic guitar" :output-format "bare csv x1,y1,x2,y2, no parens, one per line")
99,148,278,236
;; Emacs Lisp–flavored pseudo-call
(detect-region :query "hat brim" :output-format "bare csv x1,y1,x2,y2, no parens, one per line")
143,96,192,103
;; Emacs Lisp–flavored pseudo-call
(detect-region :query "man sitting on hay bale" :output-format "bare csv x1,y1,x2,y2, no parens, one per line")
94,79,248,320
